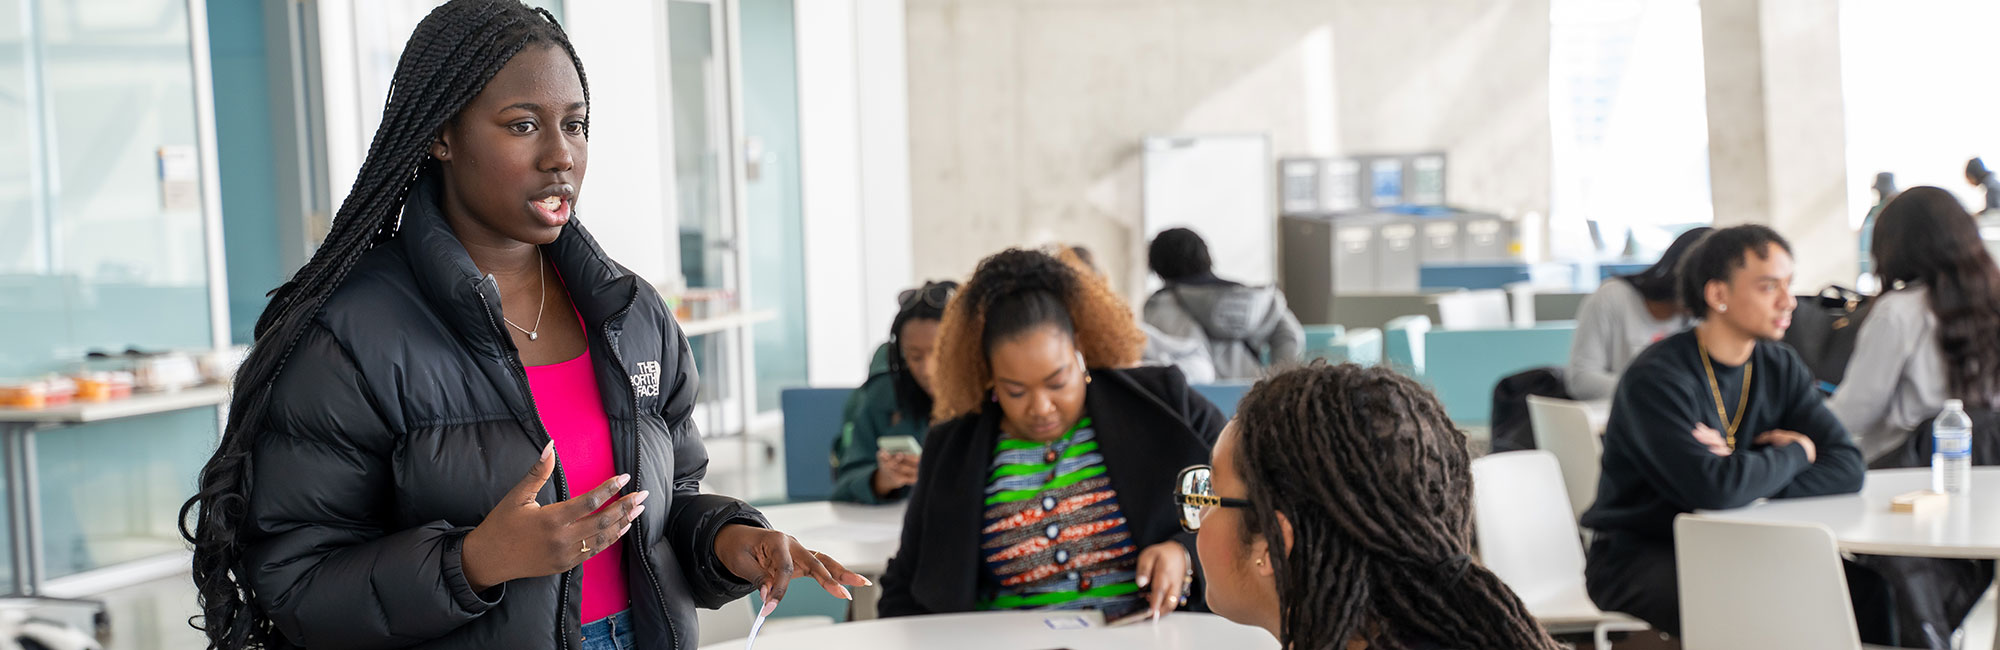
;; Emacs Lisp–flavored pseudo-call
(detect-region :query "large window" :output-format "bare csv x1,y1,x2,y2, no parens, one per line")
1840,0,2000,222
1549,0,1712,259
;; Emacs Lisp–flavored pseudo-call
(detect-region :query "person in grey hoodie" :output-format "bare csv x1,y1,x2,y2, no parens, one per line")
1142,228,1304,381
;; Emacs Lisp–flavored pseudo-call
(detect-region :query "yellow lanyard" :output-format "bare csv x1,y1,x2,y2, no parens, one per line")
1698,339,1752,447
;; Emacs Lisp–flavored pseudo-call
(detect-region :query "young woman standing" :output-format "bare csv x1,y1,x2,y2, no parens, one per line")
179,3,862,648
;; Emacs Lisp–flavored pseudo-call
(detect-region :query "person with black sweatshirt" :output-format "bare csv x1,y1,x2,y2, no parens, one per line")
1580,225,1876,639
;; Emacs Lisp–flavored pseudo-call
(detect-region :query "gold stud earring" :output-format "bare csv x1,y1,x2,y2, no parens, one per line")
1254,558,1265,566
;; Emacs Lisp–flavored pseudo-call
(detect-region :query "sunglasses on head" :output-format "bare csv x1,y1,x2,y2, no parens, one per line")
898,283,956,311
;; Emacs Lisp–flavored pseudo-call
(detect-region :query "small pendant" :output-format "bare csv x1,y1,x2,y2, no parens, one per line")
528,331,538,341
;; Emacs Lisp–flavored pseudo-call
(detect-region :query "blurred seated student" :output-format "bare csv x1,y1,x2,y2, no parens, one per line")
1830,187,1999,648
1061,242,1218,383
1185,363,1563,649
830,281,958,504
1144,228,1303,381
1858,172,1896,279
1566,227,1711,401
1581,225,1876,639
1832,187,2000,464
879,248,1224,621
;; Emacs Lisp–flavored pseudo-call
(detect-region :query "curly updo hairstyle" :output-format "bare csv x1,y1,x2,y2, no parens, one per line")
930,248,1145,421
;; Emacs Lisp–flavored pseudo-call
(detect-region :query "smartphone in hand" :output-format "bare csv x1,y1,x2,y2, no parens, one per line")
879,435,922,457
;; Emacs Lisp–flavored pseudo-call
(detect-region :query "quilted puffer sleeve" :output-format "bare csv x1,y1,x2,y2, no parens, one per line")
242,324,499,648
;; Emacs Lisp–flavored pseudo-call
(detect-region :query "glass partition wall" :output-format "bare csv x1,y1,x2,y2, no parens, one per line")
1,0,229,593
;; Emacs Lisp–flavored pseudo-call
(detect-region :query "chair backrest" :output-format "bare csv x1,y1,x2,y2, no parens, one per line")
1469,451,1587,606
1435,289,1512,329
1506,282,1538,327
1301,324,1346,352
1191,383,1252,419
695,594,755,646
780,387,855,501
1526,395,1603,519
1383,315,1432,376
1330,327,1384,367
1421,323,1576,425
1532,291,1590,323
1674,515,1861,650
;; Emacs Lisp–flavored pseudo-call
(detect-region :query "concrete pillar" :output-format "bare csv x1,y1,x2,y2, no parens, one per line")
1700,0,1853,289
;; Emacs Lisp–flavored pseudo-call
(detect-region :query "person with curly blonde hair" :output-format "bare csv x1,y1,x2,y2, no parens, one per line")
878,248,1226,622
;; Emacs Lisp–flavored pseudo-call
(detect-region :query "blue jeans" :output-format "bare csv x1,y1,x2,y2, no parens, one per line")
580,610,635,650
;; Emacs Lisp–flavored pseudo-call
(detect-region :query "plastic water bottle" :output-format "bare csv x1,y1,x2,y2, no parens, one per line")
1933,399,1972,494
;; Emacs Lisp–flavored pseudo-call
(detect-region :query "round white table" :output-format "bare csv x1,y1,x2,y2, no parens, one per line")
755,501,908,576
697,610,1278,650
1701,468,2000,647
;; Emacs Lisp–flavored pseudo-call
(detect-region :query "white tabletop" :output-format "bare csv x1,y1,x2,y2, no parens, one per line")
755,501,907,575
698,610,1277,650
679,310,780,337
1700,468,2000,559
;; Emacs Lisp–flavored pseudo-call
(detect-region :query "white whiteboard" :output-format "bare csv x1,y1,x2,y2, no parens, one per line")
1141,135,1275,290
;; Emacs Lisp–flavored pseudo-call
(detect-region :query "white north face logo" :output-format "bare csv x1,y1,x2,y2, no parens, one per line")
632,361,662,397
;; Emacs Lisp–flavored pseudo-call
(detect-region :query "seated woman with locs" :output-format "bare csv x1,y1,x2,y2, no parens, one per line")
1185,363,1564,649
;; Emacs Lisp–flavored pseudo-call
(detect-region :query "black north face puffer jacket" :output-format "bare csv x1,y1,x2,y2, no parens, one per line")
241,174,764,649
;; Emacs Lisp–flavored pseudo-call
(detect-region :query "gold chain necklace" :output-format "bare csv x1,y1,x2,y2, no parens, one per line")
1697,338,1752,447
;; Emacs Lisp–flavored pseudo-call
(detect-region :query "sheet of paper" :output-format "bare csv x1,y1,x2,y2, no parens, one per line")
791,523,903,543
1042,615,1092,630
744,610,769,650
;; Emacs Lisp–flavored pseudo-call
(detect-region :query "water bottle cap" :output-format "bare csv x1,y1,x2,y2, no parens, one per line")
1946,399,1965,410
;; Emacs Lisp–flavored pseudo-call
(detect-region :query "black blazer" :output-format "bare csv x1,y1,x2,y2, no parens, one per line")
877,366,1227,617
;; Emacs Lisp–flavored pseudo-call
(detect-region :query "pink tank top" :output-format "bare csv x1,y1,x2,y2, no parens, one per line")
526,348,630,623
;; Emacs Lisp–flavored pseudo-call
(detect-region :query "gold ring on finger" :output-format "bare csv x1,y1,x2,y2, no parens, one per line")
582,541,591,555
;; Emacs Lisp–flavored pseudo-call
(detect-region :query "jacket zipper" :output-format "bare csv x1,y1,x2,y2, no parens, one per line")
599,289,681,650
476,285,577,650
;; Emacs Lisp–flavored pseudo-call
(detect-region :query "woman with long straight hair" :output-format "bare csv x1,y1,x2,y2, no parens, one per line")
1831,185,2000,649
178,3,862,648
1833,185,2000,462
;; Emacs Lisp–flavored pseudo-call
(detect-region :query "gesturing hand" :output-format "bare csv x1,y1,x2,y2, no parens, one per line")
1755,429,1817,463
714,524,871,612
462,443,647,592
1691,423,1733,457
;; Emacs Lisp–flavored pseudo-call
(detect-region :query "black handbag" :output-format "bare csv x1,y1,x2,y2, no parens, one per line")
1782,285,1873,387
1488,367,1570,454
1868,408,2000,470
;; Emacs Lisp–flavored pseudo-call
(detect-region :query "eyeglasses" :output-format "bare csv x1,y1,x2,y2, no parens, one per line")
898,282,957,311
1173,465,1251,533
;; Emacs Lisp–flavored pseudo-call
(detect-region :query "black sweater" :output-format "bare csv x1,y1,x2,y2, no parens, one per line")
1580,330,1865,540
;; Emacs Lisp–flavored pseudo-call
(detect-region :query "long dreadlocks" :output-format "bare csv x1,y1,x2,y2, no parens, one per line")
1232,363,1563,649
178,2,588,647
